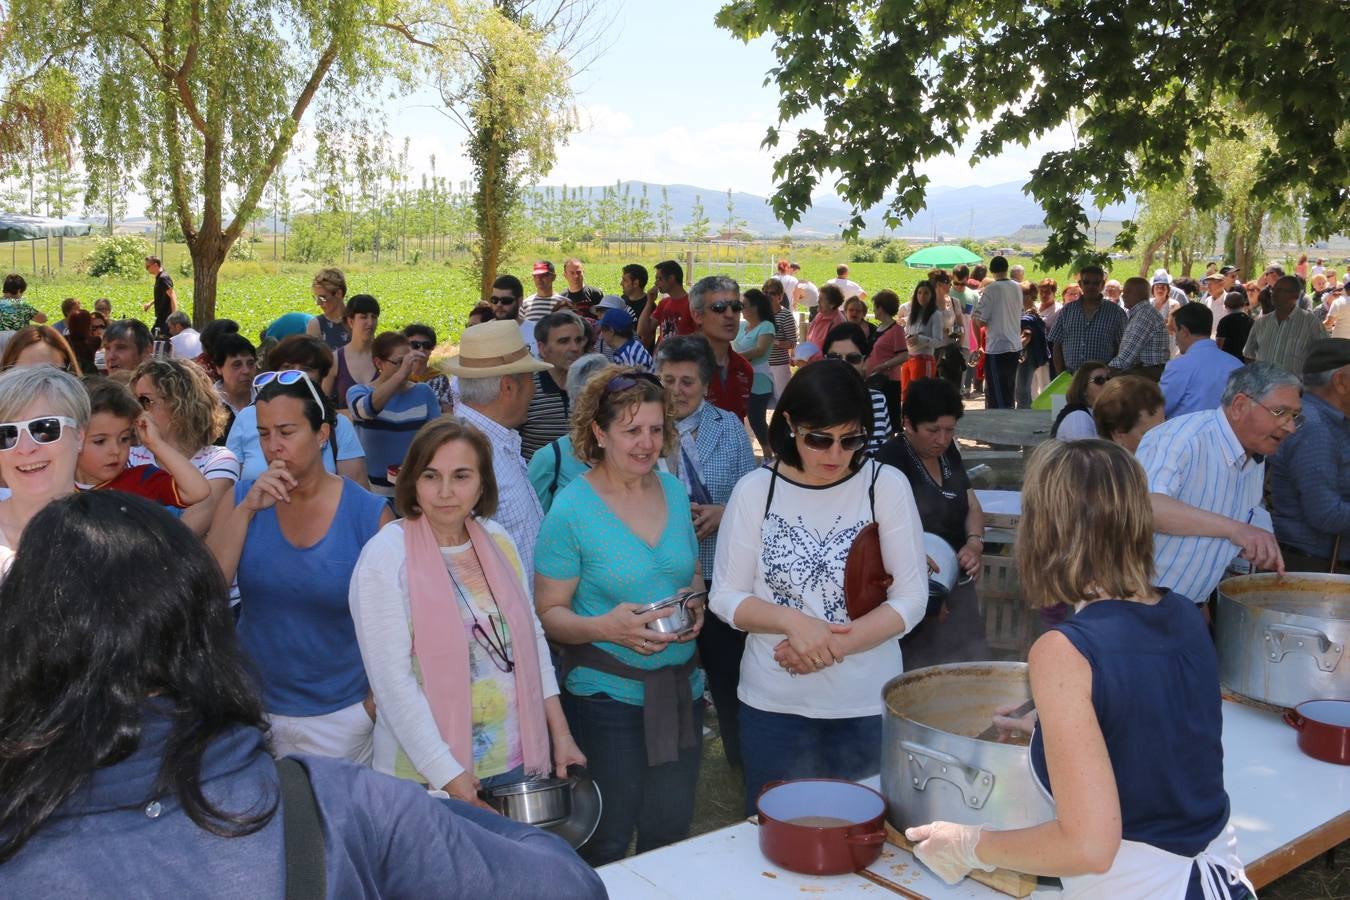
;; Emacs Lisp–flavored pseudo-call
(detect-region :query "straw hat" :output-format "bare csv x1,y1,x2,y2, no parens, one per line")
440,320,551,378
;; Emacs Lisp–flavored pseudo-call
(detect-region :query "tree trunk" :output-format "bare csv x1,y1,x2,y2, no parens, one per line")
189,233,227,326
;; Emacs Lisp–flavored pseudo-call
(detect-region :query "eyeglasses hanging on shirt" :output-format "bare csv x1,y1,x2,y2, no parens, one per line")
448,571,514,674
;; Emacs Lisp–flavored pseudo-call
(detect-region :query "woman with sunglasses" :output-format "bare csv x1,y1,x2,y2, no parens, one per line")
129,358,239,536
350,417,583,808
535,366,706,865
208,373,393,763
876,378,989,669
348,331,439,497
226,336,370,487
403,323,454,413
0,366,87,576
710,360,928,813
822,323,891,455
330,293,380,412
0,325,82,375
1051,361,1112,441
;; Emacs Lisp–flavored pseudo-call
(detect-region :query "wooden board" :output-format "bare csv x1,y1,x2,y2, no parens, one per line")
956,410,1054,449
884,821,1037,898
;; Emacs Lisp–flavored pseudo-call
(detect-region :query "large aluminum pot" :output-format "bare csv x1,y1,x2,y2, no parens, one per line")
1216,573,1349,709
882,662,1054,832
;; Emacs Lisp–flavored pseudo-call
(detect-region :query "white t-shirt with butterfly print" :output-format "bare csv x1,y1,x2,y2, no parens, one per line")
710,460,928,719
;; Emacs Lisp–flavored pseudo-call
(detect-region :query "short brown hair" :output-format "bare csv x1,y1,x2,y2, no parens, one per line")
818,283,845,311
372,331,408,362
927,268,951,286
83,375,141,420
570,365,675,464
395,417,497,520
872,289,900,318
1093,376,1163,440
1017,440,1154,609
266,335,335,381
1065,361,1110,406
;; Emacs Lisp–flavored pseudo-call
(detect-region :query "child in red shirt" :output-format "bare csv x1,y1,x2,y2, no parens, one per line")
77,377,210,507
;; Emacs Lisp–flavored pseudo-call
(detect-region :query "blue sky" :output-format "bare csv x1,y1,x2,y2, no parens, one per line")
381,1,1072,198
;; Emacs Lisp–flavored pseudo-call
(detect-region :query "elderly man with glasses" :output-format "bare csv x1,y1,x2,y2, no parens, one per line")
689,275,754,420
1137,362,1300,615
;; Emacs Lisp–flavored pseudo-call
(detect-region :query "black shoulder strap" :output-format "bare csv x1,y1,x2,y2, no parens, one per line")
277,757,327,900
549,439,563,500
867,459,882,522
762,462,780,519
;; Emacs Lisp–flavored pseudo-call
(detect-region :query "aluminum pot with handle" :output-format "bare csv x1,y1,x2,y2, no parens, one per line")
882,662,1055,832
1215,573,1349,709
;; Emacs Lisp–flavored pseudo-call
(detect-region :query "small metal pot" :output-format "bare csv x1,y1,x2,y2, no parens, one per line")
756,779,888,875
636,591,706,636
483,776,573,827
1285,699,1350,766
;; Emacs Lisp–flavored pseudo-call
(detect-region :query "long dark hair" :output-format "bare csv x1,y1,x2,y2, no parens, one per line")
909,281,937,325
0,493,275,863
767,358,872,470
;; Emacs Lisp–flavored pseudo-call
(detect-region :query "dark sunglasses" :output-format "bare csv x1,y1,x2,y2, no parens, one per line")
489,295,517,305
708,301,744,314
603,371,663,395
1090,375,1112,386
825,351,865,365
0,415,76,451
793,429,868,452
407,340,434,351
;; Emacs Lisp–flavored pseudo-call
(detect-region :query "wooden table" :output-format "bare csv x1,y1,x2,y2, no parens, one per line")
597,701,1348,898
956,410,1054,449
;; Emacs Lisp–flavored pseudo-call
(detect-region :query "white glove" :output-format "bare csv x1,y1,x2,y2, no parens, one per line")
904,821,995,885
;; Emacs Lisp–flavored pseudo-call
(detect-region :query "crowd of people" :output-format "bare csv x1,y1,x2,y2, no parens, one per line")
0,249,1345,898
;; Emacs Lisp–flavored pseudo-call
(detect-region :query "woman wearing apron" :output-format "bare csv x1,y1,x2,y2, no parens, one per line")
906,439,1253,899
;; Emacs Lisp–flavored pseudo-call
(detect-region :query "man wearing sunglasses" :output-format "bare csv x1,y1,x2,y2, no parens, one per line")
689,275,753,421
487,273,538,356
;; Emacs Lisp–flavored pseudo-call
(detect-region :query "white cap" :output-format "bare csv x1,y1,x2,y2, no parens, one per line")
596,294,625,310
1151,269,1172,286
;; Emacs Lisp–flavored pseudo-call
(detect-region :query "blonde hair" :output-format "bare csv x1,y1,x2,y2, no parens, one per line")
311,267,347,298
132,358,228,450
1017,440,1154,609
570,365,675,464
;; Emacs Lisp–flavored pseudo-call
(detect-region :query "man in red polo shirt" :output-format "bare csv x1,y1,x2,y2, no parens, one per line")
690,274,753,419
638,259,697,348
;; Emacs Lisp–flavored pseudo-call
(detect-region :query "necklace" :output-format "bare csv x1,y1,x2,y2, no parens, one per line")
902,434,958,501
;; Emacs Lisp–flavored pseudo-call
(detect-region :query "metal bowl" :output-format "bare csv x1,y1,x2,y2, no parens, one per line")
636,590,707,636
482,776,572,827
542,766,603,850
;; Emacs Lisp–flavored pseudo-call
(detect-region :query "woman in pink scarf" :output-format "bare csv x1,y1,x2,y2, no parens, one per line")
802,283,847,362
350,417,583,807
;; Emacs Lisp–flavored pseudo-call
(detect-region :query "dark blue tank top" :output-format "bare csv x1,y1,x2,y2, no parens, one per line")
1030,591,1231,858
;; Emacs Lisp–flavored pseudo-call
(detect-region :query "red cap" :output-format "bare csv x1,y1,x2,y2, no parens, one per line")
532,261,554,276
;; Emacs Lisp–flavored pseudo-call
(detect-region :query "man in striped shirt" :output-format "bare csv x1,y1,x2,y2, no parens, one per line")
1244,275,1324,375
518,311,587,461
1138,362,1298,610
597,308,654,371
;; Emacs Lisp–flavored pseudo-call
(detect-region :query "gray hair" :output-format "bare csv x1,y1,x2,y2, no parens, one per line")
456,374,507,407
166,310,192,329
1221,362,1302,407
0,366,91,427
1010,265,1026,281
1302,365,1347,389
567,353,611,392
654,334,716,386
535,310,585,346
689,275,741,313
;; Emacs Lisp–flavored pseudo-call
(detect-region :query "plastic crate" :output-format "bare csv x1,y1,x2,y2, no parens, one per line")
978,553,1043,661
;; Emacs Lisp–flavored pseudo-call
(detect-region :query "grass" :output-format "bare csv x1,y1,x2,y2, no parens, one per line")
11,239,1081,346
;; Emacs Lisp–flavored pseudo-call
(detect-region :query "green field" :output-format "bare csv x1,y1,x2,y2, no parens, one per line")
11,238,1085,345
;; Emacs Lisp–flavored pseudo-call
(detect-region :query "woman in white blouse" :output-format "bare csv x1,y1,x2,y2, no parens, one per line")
710,360,929,812
349,417,583,807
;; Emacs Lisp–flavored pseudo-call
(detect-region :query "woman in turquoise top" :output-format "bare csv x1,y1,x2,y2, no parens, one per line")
535,366,706,866
735,288,777,453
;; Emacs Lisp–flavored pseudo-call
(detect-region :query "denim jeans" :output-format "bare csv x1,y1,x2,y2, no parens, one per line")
738,704,882,816
747,390,772,455
479,763,526,792
562,691,703,866
1015,360,1044,409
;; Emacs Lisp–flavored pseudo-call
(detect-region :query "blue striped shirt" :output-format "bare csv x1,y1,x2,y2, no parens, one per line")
1137,408,1265,604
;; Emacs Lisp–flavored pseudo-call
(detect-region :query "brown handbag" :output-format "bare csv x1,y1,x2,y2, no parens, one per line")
843,463,893,620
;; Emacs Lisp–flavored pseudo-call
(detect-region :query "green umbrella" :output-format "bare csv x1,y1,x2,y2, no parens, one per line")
0,214,92,242
904,244,982,269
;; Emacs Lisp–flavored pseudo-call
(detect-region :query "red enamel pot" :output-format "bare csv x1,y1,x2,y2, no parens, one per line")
1284,700,1350,766
756,779,888,875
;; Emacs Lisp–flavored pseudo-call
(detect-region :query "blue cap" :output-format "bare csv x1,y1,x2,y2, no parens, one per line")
598,308,632,331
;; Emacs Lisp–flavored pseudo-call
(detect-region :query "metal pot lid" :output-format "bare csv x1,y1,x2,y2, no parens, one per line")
487,776,571,798
634,590,708,615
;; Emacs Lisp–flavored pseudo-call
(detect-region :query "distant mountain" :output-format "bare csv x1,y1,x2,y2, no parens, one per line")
533,180,1137,240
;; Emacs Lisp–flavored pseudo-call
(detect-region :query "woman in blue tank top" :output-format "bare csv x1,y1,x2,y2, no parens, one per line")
207,373,392,764
905,440,1254,899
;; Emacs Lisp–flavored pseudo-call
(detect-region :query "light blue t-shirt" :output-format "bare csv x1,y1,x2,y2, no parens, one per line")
347,382,439,491
226,404,366,482
526,435,592,513
734,320,776,393
235,478,387,716
534,471,703,706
